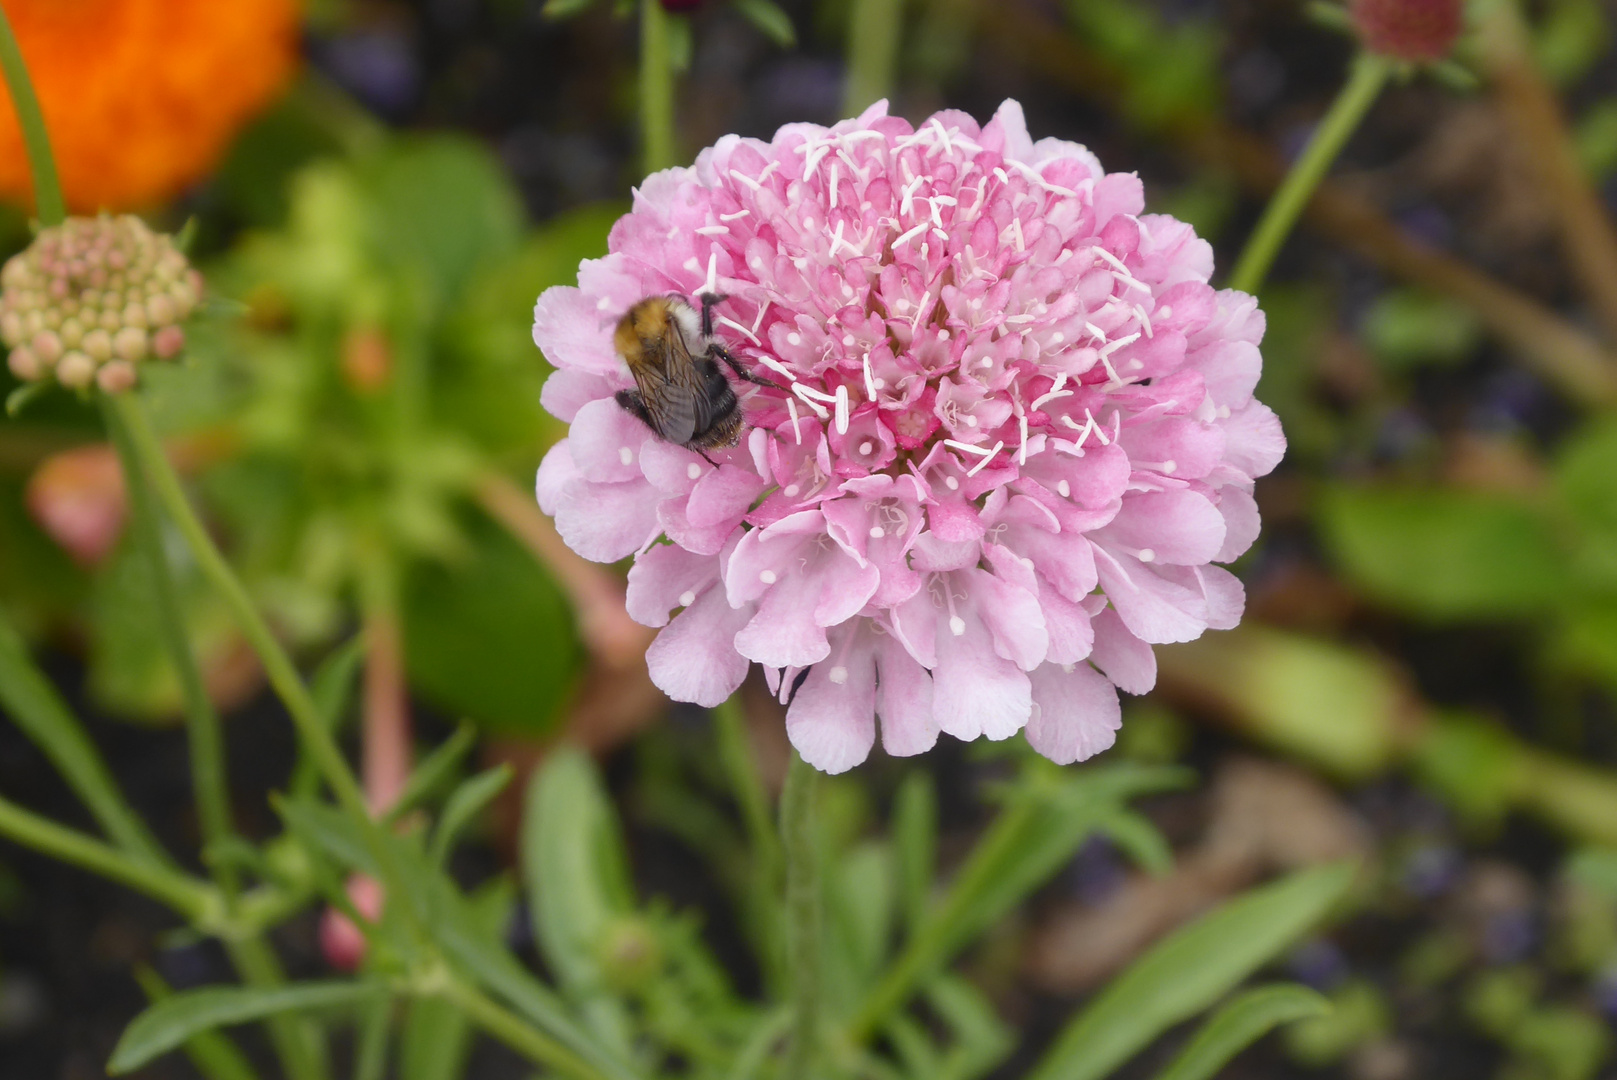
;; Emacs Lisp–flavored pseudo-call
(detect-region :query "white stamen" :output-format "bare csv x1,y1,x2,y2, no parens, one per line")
949,615,967,636
702,253,719,297
869,525,884,538
715,315,760,345
787,398,803,442
1085,321,1107,341
1094,247,1130,274
678,590,696,607
828,666,849,685
729,168,762,191
829,163,839,209
943,439,992,456
1018,412,1029,465
619,447,634,466
719,209,751,221
862,353,878,399
893,220,929,249
1113,272,1152,294
760,570,778,584
1011,217,1025,251
791,383,831,419
993,167,1009,184
834,385,850,435
784,483,800,496
687,462,702,479
1133,304,1154,337
1057,479,1071,498
859,440,874,456
695,225,729,236
966,441,1004,477
945,475,960,490
900,175,925,216
758,354,797,381
1099,332,1141,358
1137,548,1155,563
1031,386,1074,410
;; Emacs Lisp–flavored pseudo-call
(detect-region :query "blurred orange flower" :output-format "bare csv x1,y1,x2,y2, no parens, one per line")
0,0,300,212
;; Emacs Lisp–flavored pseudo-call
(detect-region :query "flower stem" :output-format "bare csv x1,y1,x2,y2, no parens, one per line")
639,0,677,176
357,554,411,815
107,395,374,831
439,974,617,1080
227,937,331,1080
843,0,905,116
1227,51,1391,296
102,396,240,898
779,750,821,1080
0,791,212,920
713,695,786,989
0,4,64,226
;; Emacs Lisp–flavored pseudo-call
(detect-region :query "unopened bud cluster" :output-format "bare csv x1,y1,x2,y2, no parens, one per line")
2,215,201,394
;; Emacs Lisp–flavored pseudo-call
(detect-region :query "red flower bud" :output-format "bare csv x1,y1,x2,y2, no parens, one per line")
1350,0,1463,62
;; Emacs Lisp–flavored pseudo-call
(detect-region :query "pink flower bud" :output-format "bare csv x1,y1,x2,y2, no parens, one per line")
1350,0,1462,61
31,330,63,364
319,875,385,972
82,328,113,362
152,325,186,360
113,327,148,363
8,346,40,381
96,360,138,395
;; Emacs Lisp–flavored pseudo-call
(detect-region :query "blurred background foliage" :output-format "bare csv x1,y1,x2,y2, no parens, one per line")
9,0,1617,1077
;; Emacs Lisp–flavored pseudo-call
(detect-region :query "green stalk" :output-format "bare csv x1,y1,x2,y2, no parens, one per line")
102,398,240,897
847,796,1040,1043
0,4,64,225
843,0,905,116
714,696,787,991
1226,52,1391,295
440,975,617,1080
108,394,372,826
0,792,213,920
227,937,330,1080
639,0,677,175
779,751,821,1080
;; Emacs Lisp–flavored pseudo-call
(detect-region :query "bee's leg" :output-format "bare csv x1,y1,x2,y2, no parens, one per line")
698,291,730,338
693,447,722,468
615,388,656,431
713,344,785,389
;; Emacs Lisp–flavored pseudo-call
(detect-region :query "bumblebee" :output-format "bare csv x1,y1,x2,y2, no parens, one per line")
613,292,774,462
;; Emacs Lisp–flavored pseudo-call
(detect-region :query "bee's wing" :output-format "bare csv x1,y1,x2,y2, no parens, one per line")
634,334,700,446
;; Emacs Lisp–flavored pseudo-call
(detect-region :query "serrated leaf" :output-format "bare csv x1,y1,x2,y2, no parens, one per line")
1150,983,1330,1080
109,982,376,1074
1029,861,1357,1080
731,0,797,47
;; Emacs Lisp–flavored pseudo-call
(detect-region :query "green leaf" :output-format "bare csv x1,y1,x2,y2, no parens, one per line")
523,749,637,991
892,770,937,932
1150,983,1330,1080
1556,418,1617,537
431,765,513,865
109,982,376,1074
1029,861,1357,1080
1098,809,1174,877
403,515,581,736
387,722,478,825
1319,485,1566,618
542,0,598,17
132,967,261,1080
1575,100,1617,182
277,797,376,875
731,0,798,47
1360,289,1481,371
928,974,1015,1080
292,636,365,797
0,611,170,866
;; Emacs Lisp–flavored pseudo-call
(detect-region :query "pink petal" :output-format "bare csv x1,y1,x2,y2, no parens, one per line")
786,628,877,774
875,633,938,757
1025,663,1120,765
1214,485,1261,562
1221,402,1286,480
646,588,753,707
540,368,617,423
1098,490,1227,566
554,475,662,563
626,543,720,627
570,398,654,483
934,613,1031,741
1089,607,1157,694
532,287,621,374
1092,543,1208,644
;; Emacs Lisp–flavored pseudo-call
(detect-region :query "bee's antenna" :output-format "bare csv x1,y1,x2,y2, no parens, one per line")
698,291,729,338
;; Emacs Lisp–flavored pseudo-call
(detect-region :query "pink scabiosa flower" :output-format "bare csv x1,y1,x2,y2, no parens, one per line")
534,100,1283,773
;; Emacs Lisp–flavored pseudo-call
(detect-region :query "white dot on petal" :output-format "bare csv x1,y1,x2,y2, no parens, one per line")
1050,332,1064,344
803,217,815,229
948,615,966,636
784,484,800,496
896,299,911,312
1138,549,1155,563
829,666,848,685
760,570,778,584
965,415,978,427
1057,479,1071,498
869,525,884,538
843,334,855,346
1162,460,1177,474
687,462,702,479
859,440,874,455
787,332,802,345
1062,663,1075,674
619,447,634,466
945,476,960,490
939,330,950,341
678,590,696,607
1158,305,1172,319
